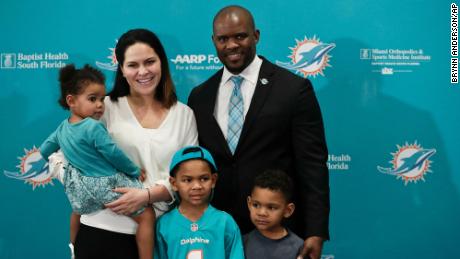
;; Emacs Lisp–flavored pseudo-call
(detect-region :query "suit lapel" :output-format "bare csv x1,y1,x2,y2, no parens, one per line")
236,58,275,155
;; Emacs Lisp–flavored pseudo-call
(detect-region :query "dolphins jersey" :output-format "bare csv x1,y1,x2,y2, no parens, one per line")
155,205,244,259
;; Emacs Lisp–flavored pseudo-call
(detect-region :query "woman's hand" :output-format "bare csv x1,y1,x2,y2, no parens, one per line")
105,187,149,215
105,185,172,215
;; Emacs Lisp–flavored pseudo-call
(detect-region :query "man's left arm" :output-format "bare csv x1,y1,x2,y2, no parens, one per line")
291,78,330,258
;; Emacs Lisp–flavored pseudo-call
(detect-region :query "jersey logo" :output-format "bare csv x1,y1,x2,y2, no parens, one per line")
191,223,199,232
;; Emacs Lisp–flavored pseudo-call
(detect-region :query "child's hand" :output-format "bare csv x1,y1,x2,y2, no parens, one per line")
138,169,146,182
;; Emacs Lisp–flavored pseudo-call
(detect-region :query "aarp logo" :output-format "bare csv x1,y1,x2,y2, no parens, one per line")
170,54,220,64
276,36,335,78
170,54,222,71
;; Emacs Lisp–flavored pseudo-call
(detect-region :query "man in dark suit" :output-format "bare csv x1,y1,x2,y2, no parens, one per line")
188,5,329,258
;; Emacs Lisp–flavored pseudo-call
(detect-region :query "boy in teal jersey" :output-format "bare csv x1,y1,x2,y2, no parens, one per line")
155,146,245,259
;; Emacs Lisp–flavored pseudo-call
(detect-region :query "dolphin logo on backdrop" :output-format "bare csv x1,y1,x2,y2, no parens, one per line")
377,141,436,185
3,147,53,189
96,40,118,71
276,36,335,77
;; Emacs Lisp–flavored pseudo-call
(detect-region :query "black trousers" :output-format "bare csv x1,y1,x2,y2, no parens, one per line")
75,224,138,259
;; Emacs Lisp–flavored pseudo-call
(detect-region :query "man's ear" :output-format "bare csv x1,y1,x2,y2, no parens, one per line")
254,29,260,44
284,202,295,218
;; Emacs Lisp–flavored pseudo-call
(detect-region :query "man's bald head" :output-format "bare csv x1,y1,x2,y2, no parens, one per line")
213,5,256,33
211,5,260,74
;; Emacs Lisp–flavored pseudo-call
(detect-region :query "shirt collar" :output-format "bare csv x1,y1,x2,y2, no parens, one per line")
221,55,262,86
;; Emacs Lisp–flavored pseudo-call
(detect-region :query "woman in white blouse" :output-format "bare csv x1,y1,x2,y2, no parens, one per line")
74,28,198,258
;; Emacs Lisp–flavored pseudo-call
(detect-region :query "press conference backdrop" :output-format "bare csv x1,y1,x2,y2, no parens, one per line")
1,0,459,258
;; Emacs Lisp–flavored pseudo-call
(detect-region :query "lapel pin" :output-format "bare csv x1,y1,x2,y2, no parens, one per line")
260,78,269,85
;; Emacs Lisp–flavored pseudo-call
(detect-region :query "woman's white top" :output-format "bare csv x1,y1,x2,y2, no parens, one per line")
80,96,198,234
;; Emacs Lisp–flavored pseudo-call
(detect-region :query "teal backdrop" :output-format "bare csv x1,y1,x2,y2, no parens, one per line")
1,0,459,258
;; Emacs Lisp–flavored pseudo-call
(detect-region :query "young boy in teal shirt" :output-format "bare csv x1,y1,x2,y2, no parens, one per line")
155,146,244,259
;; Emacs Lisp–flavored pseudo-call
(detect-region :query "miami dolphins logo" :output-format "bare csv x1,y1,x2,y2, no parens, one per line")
3,146,53,189
96,40,118,71
377,142,436,185
276,36,335,77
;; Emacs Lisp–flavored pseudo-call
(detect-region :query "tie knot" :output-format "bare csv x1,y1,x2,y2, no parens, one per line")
230,76,243,87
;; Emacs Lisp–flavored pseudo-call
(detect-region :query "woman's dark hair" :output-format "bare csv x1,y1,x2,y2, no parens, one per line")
109,28,177,108
58,64,105,109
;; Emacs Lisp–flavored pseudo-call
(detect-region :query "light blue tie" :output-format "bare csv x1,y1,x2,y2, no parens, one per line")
227,76,244,154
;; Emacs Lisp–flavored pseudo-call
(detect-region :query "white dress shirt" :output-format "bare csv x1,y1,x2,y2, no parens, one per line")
214,55,263,139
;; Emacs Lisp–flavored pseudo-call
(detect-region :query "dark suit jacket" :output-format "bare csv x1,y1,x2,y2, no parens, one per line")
188,57,330,239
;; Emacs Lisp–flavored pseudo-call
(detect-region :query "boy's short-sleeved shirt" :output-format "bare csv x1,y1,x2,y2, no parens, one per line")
155,205,244,259
244,228,304,259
